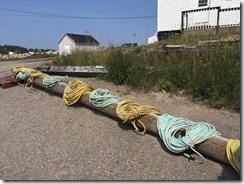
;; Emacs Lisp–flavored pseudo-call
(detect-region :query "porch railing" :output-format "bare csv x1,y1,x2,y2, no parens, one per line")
181,6,240,33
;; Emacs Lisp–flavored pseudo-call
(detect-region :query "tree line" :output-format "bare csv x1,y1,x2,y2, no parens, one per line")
0,45,55,54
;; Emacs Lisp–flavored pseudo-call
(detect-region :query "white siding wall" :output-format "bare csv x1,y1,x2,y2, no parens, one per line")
158,0,240,32
58,36,76,56
210,0,240,8
158,0,195,32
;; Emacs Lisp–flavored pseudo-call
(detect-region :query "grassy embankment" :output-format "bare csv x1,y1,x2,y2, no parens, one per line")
53,28,240,112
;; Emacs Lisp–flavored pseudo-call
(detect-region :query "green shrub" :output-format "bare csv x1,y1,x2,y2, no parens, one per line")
56,50,109,66
105,49,133,85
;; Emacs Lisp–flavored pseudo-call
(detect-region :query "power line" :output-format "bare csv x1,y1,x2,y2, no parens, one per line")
0,13,55,18
0,7,157,20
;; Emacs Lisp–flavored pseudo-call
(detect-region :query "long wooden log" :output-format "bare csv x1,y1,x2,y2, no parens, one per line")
33,77,230,164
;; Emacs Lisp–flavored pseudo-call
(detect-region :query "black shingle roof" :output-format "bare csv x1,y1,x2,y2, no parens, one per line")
66,33,99,44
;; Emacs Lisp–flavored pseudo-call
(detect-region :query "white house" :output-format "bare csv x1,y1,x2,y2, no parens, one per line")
148,0,240,43
58,33,100,55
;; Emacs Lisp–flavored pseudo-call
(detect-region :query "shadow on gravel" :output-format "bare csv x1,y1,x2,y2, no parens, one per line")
31,84,241,181
202,154,240,180
33,83,134,132
218,164,240,180
81,103,134,132
155,134,240,181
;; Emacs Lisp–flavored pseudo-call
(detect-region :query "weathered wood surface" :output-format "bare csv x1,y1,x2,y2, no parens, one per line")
35,66,108,77
164,45,197,52
33,77,230,165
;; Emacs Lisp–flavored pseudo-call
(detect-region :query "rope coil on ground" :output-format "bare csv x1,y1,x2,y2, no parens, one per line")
116,99,160,135
157,114,221,163
43,75,69,88
226,139,240,173
89,88,121,107
63,79,93,106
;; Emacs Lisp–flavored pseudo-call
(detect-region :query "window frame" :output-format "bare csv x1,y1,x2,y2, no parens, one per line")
198,0,208,7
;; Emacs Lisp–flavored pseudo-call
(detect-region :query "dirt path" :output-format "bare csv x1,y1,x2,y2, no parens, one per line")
0,60,240,180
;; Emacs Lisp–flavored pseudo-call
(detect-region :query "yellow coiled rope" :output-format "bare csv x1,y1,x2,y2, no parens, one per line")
11,66,28,75
226,139,240,173
116,99,160,135
63,79,93,106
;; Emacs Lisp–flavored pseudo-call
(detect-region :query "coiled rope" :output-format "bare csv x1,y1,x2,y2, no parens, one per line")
89,88,121,107
43,75,69,88
26,70,49,87
11,66,48,89
226,139,240,173
157,114,221,163
16,68,34,80
11,66,28,75
116,99,160,135
63,79,93,106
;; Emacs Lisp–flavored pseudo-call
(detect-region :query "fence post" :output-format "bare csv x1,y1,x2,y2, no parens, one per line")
216,7,220,34
181,11,185,34
186,12,188,30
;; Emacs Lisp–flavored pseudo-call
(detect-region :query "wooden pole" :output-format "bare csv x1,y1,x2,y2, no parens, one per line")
216,7,220,35
33,77,230,164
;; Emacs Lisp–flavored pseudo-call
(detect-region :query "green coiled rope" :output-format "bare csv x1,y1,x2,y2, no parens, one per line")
43,75,69,88
157,114,221,163
16,68,34,80
89,88,121,107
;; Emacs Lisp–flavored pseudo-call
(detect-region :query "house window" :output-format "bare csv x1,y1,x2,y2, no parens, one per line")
198,0,208,6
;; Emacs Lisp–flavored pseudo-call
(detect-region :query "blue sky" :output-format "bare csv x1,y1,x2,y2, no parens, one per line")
0,0,157,49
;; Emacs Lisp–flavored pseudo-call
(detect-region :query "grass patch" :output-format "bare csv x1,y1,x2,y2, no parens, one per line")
52,28,240,112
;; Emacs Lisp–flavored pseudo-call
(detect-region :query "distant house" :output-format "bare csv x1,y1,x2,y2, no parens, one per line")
58,33,100,55
148,0,240,43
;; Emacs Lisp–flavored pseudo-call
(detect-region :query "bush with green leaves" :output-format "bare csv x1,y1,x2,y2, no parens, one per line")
105,49,133,85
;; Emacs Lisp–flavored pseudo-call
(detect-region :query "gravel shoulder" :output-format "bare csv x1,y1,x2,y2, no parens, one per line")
0,60,240,180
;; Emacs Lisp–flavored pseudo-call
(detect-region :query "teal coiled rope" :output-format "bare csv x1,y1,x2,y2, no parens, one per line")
157,114,221,163
16,68,34,80
89,88,121,107
43,75,69,88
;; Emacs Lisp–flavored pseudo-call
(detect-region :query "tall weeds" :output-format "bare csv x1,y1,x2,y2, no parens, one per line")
54,29,240,111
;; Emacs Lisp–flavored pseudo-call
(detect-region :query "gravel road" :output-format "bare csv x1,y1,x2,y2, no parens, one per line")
0,60,240,180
